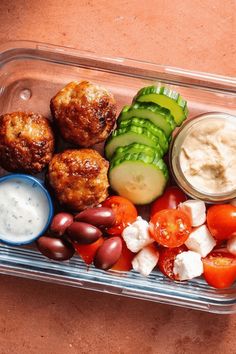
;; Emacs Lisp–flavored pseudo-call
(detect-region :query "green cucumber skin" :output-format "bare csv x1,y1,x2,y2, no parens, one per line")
105,125,165,159
135,85,188,126
118,117,169,153
118,102,176,136
120,101,171,119
110,151,169,180
112,143,162,160
109,153,169,204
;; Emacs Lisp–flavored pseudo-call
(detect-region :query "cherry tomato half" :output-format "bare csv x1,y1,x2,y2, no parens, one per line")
150,186,187,218
207,204,236,240
73,237,104,265
102,196,138,235
202,249,236,288
149,209,191,248
111,239,136,271
158,245,187,280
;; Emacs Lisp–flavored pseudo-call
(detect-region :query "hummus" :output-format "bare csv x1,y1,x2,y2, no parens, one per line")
179,116,236,194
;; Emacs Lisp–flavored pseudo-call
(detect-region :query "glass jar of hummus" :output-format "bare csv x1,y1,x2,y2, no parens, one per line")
170,112,236,203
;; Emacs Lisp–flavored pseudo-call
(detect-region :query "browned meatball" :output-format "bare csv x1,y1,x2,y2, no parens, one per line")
0,112,55,173
48,149,109,211
50,81,117,147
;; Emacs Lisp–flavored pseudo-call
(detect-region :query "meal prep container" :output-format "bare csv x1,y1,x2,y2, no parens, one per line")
0,40,236,314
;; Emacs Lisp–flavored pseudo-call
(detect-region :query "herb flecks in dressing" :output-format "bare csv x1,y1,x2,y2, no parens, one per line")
0,179,49,243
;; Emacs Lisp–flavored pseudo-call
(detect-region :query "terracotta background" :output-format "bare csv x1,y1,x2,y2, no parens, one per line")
0,1,235,353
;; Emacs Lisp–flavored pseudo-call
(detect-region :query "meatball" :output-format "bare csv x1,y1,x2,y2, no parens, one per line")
48,149,109,211
0,112,55,173
50,81,117,147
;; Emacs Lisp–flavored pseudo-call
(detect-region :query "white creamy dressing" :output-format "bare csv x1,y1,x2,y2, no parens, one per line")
179,117,236,194
0,178,49,243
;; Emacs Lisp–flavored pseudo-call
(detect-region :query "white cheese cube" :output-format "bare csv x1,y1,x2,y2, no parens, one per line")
132,245,159,277
185,225,216,257
178,200,206,227
173,251,203,281
122,217,154,253
227,236,236,256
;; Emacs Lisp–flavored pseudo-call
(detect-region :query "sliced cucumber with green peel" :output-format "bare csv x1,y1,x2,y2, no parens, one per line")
105,124,165,160
118,118,169,154
118,102,176,137
112,143,161,160
135,86,188,126
109,152,169,204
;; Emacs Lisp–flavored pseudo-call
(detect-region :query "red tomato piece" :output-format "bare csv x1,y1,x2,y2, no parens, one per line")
158,245,187,280
111,239,136,271
102,196,138,236
149,209,191,248
73,237,104,265
207,204,236,240
202,249,236,288
150,186,187,218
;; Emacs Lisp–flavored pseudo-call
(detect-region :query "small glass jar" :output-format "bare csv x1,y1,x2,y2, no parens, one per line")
169,112,236,203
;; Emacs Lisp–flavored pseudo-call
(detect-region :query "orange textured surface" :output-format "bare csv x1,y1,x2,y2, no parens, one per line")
0,1,236,353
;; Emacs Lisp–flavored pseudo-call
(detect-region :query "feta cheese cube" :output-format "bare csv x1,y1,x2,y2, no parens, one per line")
122,217,154,253
132,245,159,277
185,225,216,257
178,200,206,227
227,236,236,256
173,251,203,281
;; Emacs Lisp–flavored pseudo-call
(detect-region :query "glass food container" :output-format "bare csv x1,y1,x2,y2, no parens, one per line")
0,41,236,314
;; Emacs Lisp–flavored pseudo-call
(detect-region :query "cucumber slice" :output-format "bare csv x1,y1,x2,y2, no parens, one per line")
109,152,168,204
118,118,169,154
105,125,164,160
118,102,176,137
112,143,160,160
135,86,188,126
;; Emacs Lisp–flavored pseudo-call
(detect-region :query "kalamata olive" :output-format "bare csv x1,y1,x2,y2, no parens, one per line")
36,236,75,261
75,207,115,228
94,237,122,270
50,212,74,236
67,222,102,244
